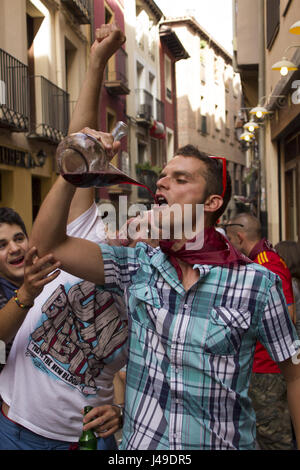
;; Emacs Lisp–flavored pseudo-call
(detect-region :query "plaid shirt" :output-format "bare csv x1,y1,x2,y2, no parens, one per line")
99,242,298,450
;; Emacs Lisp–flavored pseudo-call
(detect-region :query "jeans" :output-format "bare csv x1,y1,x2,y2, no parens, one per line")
0,407,118,450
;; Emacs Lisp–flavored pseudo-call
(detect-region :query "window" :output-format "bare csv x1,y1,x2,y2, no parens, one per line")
65,37,77,116
224,65,230,92
234,164,240,195
266,0,280,49
225,110,230,136
138,141,147,164
165,55,172,101
167,130,174,161
149,72,155,96
136,9,148,50
285,168,298,240
106,110,117,166
105,5,113,24
150,138,158,166
215,105,221,131
136,61,144,89
199,115,207,135
32,176,41,221
200,52,206,84
200,62,206,84
214,56,219,84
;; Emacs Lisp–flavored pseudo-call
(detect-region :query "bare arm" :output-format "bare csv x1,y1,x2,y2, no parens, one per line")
279,357,300,449
67,24,126,223
288,304,296,325
30,176,105,285
30,26,126,284
0,247,61,342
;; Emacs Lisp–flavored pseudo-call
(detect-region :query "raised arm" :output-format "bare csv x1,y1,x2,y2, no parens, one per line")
30,176,105,284
66,24,126,223
30,25,126,285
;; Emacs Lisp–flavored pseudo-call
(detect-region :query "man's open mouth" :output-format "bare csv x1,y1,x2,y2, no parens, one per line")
155,194,168,206
9,256,25,266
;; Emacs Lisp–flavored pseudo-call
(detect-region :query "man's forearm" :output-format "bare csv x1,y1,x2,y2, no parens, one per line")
287,379,300,448
0,298,30,342
67,25,126,223
30,177,76,256
69,25,125,135
68,63,104,135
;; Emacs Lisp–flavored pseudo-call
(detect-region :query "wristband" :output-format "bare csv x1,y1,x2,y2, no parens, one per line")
112,404,124,429
13,290,34,309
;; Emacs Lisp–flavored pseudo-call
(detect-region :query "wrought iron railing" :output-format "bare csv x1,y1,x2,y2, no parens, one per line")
32,76,69,143
0,48,29,131
61,0,91,24
136,89,153,121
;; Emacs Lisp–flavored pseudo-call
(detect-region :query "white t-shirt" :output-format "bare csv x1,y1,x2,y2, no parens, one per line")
0,203,128,442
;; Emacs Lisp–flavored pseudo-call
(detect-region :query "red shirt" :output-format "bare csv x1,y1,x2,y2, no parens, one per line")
251,245,294,373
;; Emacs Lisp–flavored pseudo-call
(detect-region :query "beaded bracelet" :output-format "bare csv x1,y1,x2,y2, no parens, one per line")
13,290,34,309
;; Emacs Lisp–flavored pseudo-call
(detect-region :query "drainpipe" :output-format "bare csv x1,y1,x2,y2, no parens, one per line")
258,0,267,234
232,0,238,73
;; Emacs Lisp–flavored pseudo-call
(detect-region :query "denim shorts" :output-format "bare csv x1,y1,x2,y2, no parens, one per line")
0,407,118,450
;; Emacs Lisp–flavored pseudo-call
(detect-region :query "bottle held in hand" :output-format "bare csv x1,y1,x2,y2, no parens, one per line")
57,121,139,188
78,406,98,450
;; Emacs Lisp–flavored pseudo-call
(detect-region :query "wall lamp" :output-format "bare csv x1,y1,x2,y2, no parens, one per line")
243,120,260,132
271,45,300,76
239,131,255,142
249,94,283,119
249,106,269,119
289,21,300,35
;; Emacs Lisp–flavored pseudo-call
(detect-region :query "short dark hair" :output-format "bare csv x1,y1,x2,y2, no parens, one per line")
174,145,232,224
0,207,27,237
275,241,300,282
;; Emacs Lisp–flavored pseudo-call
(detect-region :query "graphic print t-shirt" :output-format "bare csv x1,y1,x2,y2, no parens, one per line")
0,204,128,441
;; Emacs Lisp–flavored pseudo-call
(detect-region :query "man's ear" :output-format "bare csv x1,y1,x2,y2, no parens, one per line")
203,194,223,214
236,231,244,244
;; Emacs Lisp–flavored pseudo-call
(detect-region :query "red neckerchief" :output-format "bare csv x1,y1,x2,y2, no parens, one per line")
159,227,252,281
248,238,276,261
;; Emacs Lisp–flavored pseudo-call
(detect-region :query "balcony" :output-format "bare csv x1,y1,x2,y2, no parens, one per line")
0,48,29,132
136,89,153,126
29,76,69,144
61,0,91,24
104,48,130,96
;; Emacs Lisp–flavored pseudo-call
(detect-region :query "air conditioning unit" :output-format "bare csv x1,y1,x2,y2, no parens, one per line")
0,80,6,105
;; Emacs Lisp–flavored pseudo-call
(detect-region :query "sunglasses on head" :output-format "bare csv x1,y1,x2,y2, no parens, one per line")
224,223,244,230
209,156,227,198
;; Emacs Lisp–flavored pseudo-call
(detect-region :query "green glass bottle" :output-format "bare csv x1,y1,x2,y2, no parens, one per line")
79,406,98,450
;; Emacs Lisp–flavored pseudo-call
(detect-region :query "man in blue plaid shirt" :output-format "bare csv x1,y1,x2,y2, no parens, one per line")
31,141,300,450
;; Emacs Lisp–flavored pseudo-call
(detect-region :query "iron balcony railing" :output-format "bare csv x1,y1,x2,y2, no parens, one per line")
0,48,29,131
105,48,129,95
156,99,165,123
32,75,69,143
61,0,91,24
136,89,153,122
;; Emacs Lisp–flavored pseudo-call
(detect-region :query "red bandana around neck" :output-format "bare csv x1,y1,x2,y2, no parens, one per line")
248,238,276,261
159,227,252,281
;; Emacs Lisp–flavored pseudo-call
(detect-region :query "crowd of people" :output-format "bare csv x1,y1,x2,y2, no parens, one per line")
0,24,300,451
